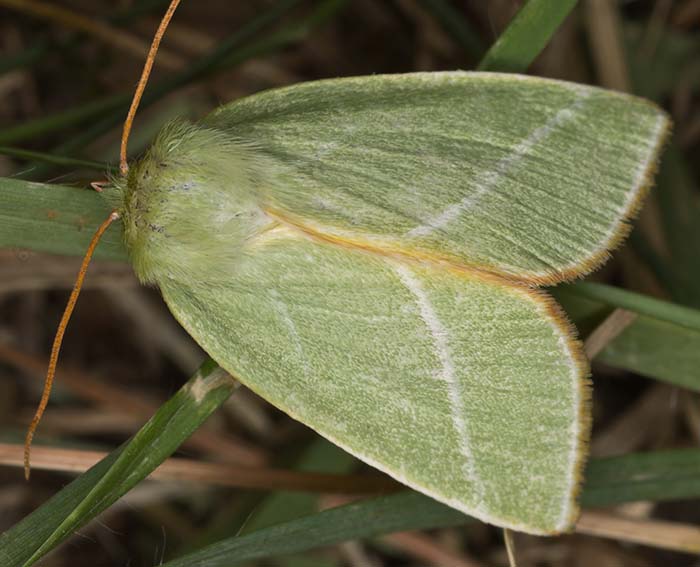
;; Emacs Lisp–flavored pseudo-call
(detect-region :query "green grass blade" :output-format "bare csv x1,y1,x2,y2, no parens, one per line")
582,449,700,507
0,178,125,261
160,448,700,567
0,94,128,147
569,281,700,332
162,491,469,567
555,285,700,391
477,0,578,72
0,147,115,173
0,360,237,567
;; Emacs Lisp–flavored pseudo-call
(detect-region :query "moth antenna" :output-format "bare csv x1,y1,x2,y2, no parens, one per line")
26,0,179,478
24,211,120,480
120,0,181,176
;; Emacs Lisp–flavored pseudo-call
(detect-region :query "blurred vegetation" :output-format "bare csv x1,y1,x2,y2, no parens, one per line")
0,1,699,566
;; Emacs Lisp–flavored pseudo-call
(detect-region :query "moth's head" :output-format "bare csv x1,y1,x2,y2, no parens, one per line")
100,120,274,287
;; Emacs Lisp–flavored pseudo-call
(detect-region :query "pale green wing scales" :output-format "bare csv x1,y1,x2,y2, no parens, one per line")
204,72,669,284
159,227,588,535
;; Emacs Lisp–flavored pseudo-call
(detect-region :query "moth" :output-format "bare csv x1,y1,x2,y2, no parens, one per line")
26,5,669,537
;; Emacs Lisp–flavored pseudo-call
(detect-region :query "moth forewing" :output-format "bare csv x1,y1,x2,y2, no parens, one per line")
203,72,670,285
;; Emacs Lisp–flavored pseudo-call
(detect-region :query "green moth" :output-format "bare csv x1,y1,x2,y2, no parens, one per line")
99,72,669,535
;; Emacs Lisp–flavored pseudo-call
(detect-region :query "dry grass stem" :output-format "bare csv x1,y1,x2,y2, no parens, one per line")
337,541,382,567
584,308,638,359
577,510,700,554
584,0,631,92
0,443,398,494
383,531,487,567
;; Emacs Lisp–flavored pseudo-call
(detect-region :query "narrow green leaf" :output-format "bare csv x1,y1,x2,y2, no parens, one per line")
0,94,127,147
162,491,470,567
0,147,115,173
567,282,700,332
555,285,700,391
582,449,700,507
0,178,125,261
0,360,237,567
477,0,578,72
160,448,700,567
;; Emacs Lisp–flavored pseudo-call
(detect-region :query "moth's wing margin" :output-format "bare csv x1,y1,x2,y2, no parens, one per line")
160,228,590,535
205,71,670,285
